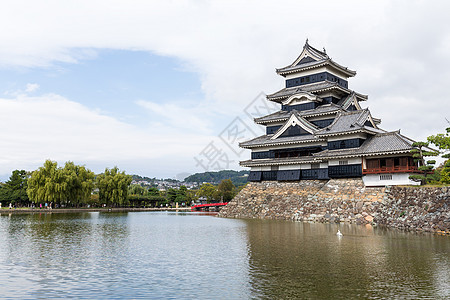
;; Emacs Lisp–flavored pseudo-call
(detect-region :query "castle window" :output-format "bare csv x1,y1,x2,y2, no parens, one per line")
339,160,348,165
380,174,393,180
311,163,320,169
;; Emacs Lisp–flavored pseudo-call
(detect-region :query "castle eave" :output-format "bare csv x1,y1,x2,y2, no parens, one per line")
240,157,324,167
276,59,356,77
240,137,326,149
315,128,378,137
240,149,414,168
267,82,367,103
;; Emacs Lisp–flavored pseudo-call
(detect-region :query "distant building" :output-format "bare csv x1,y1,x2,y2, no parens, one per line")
240,40,427,186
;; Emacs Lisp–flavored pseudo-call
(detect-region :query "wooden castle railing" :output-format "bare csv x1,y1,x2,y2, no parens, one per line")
362,166,418,174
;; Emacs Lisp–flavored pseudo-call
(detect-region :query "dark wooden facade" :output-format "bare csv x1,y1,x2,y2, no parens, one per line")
248,164,362,182
285,71,348,89
363,157,417,174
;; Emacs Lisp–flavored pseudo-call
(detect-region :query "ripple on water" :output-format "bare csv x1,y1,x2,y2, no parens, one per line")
0,212,448,299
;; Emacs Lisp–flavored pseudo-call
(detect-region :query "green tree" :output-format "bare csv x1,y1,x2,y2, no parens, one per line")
147,187,159,196
197,183,217,203
27,160,61,205
428,127,450,154
62,162,95,207
0,170,29,206
440,160,450,184
27,160,95,207
129,184,146,196
409,142,438,184
185,189,198,206
428,127,450,184
97,167,132,207
166,188,178,203
215,179,236,202
175,186,187,203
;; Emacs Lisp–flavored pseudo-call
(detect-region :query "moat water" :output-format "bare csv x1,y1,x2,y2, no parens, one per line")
0,211,448,299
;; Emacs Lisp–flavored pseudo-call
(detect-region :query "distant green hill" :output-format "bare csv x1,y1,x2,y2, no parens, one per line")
131,175,155,182
185,170,249,187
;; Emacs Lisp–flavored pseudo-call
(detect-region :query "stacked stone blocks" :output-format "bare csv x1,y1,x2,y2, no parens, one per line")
219,179,449,234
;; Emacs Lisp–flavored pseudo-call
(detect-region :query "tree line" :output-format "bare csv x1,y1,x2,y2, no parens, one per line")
0,160,131,208
0,160,242,208
126,179,240,208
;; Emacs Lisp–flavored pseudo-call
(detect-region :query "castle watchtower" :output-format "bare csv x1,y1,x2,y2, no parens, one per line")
240,40,423,186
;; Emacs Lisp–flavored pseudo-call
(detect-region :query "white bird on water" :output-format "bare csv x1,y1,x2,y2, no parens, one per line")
336,230,343,237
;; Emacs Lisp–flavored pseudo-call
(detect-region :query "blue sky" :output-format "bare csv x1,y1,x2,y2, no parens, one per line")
1,50,204,127
0,0,449,180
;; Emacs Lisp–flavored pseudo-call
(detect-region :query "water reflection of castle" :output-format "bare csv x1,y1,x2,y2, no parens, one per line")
245,221,445,299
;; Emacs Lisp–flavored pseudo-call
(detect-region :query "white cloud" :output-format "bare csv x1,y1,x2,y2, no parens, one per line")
0,93,219,177
25,83,39,93
135,99,214,135
0,0,449,176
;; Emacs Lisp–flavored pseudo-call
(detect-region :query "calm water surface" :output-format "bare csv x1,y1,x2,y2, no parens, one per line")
0,211,448,299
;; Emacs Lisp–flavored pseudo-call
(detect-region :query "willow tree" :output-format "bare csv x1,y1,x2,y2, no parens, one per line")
27,160,95,206
62,161,95,207
27,160,60,204
96,167,132,207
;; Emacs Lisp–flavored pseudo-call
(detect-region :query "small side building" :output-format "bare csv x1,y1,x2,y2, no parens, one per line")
240,40,426,187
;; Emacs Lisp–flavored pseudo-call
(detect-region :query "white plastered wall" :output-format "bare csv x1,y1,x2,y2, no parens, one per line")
249,166,272,171
328,158,362,165
279,165,301,170
363,173,421,186
320,162,328,168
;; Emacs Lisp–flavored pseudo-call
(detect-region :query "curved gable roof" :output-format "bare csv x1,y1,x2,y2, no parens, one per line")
271,113,319,139
315,109,381,136
276,41,356,77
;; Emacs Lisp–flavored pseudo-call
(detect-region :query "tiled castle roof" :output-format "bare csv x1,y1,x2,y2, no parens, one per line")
313,131,416,159
276,59,357,77
240,41,425,170
240,131,420,167
266,81,368,103
254,104,342,124
245,110,385,149
275,41,356,77
240,134,325,149
315,109,384,136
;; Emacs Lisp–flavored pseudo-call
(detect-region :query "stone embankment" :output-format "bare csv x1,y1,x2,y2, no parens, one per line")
219,179,450,234
377,186,450,233
0,207,191,214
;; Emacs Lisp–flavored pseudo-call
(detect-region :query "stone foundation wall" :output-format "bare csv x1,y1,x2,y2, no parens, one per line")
219,179,450,234
376,186,450,233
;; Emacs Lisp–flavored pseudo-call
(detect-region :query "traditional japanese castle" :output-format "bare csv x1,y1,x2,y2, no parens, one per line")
240,40,421,186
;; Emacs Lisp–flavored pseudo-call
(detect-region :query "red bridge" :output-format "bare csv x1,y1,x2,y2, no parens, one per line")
191,202,228,211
